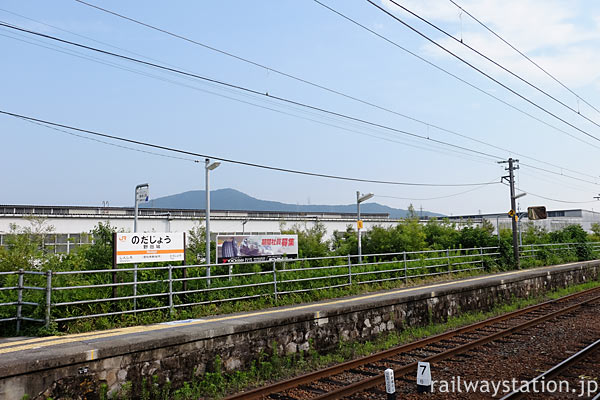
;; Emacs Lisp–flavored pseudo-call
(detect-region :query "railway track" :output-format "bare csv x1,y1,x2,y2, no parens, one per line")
225,285,600,400
501,338,600,399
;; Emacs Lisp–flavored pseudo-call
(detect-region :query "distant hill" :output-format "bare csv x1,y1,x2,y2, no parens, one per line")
141,188,444,219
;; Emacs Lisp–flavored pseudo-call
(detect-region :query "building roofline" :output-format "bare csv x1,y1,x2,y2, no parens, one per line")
0,204,390,218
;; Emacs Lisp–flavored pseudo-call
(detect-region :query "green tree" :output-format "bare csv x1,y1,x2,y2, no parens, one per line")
457,225,495,249
331,225,357,256
0,220,54,271
589,223,600,242
186,223,206,264
423,218,459,250
521,222,549,244
283,222,330,258
80,222,116,270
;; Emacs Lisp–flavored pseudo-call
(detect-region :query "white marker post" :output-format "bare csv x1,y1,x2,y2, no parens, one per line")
416,361,432,393
384,368,396,400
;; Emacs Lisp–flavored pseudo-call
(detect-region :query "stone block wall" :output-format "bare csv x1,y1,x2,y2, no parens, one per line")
2,262,599,399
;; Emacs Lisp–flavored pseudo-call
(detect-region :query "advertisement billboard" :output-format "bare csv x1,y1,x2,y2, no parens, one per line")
217,234,298,264
114,232,185,264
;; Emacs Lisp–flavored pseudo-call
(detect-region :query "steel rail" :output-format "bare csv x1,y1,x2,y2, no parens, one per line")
312,292,600,400
224,286,600,400
500,338,600,399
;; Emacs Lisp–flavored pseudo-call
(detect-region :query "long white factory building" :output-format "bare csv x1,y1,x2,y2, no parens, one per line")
2,205,599,251
0,205,395,250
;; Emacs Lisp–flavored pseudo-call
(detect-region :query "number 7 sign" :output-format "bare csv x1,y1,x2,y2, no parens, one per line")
416,361,432,393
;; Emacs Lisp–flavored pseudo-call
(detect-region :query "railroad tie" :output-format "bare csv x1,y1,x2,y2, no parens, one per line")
297,384,327,394
348,368,379,377
268,394,299,400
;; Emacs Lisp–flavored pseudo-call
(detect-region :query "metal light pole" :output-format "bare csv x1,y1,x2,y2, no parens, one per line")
134,183,149,233
205,159,220,268
357,191,374,264
133,183,148,312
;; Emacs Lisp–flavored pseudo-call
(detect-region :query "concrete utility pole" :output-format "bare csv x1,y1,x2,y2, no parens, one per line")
499,158,523,268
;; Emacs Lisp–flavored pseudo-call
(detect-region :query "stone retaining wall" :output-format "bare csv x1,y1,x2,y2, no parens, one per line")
2,261,599,399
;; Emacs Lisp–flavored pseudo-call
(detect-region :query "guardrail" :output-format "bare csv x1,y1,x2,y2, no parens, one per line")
519,241,600,259
0,242,592,333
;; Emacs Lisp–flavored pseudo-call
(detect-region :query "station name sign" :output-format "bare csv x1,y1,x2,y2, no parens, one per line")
114,232,185,264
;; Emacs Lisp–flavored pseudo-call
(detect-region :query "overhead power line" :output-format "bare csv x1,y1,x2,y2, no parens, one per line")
366,0,600,146
0,21,507,161
311,1,600,160
446,0,600,116
519,163,599,186
1,29,500,167
2,18,597,189
7,4,597,182
502,183,597,204
0,109,502,187
58,1,600,180
386,0,600,130
375,179,499,201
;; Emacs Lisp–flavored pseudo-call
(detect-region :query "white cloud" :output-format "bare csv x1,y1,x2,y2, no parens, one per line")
380,0,600,88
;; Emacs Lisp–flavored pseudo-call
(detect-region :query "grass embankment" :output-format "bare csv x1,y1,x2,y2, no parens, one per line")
101,277,600,400
2,246,586,336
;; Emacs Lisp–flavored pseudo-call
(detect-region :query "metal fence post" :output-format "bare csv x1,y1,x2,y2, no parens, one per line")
133,264,138,312
206,264,211,288
479,247,483,268
272,261,278,303
168,265,174,314
403,251,407,281
16,269,23,333
45,270,52,328
347,254,352,285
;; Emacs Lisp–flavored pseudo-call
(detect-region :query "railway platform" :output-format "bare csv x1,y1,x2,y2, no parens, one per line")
1,260,599,399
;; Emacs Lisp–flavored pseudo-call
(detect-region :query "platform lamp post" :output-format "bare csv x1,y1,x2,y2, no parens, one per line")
133,183,149,311
205,159,220,286
357,191,374,264
134,183,149,233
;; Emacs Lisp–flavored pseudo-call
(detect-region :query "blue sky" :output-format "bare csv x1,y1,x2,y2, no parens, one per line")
2,0,600,215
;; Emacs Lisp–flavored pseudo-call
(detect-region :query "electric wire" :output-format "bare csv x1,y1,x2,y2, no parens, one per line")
446,0,600,116
519,169,594,195
501,182,596,204
58,1,599,180
0,30,499,167
0,109,502,187
5,6,596,206
1,28,498,165
5,7,598,182
520,162,599,187
0,7,187,71
0,23,597,191
18,117,197,163
3,14,597,187
517,190,596,205
367,0,600,145
375,179,499,201
312,0,600,160
0,21,507,163
386,0,600,130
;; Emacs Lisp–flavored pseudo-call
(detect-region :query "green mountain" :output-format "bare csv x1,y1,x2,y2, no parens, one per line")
141,188,443,219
